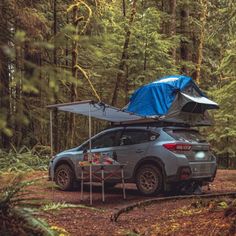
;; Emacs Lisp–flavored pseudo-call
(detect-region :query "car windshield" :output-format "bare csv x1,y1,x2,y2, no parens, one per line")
165,128,206,143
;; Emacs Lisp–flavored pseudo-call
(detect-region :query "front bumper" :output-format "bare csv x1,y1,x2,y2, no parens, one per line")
48,161,54,181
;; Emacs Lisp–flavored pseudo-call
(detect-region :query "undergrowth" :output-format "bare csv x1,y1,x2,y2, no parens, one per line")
0,174,67,236
41,202,103,212
0,146,50,172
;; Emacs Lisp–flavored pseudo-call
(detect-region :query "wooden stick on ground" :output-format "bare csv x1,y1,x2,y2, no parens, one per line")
110,192,236,222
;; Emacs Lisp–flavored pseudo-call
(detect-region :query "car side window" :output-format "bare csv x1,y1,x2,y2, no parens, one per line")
83,130,122,150
120,130,159,146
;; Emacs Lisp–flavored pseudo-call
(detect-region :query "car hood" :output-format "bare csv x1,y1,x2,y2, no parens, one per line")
56,147,79,157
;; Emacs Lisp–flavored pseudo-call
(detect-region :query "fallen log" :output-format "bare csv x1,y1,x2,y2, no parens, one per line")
110,192,236,222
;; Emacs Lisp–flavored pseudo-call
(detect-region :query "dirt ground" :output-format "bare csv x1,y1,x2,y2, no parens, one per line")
32,169,236,235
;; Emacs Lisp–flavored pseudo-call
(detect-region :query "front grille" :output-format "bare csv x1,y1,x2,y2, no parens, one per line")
189,162,216,177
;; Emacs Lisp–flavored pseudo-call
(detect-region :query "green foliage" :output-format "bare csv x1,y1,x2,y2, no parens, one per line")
0,148,50,172
128,7,179,85
41,201,103,212
0,117,12,137
205,80,236,159
0,174,60,236
203,0,236,84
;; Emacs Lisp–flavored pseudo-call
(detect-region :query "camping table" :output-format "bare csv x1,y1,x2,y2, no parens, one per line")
79,163,126,204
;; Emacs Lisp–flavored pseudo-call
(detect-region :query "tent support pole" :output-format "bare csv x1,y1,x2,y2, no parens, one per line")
50,110,53,157
89,104,92,205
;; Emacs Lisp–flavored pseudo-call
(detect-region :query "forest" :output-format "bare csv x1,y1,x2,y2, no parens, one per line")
0,0,235,165
0,1,236,236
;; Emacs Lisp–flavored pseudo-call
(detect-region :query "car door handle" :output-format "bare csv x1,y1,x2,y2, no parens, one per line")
136,149,144,153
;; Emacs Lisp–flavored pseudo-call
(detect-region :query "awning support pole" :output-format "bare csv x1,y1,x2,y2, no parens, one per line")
89,103,92,205
50,110,53,157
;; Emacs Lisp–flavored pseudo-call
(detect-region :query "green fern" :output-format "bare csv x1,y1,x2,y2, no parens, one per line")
41,201,103,212
0,174,62,236
0,149,50,172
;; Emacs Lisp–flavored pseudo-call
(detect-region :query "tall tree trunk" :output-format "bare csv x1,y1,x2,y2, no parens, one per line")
111,0,137,106
68,6,79,147
53,0,59,152
168,0,176,61
124,64,129,104
23,42,42,147
180,6,190,74
14,38,23,148
195,0,207,84
0,48,11,149
0,0,11,149
122,0,126,17
64,13,70,149
143,36,148,71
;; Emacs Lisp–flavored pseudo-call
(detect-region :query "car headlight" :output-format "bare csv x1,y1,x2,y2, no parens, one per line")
50,155,56,162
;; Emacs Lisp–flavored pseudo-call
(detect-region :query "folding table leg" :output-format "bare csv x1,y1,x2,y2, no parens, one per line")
89,165,92,205
52,183,55,201
101,166,105,203
121,167,126,200
80,167,84,201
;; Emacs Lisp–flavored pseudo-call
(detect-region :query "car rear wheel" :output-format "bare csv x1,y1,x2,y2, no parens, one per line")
136,164,163,196
55,164,75,191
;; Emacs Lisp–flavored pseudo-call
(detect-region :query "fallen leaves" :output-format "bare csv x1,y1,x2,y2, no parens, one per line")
1,169,235,236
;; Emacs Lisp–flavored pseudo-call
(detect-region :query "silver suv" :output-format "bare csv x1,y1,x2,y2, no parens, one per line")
49,124,217,195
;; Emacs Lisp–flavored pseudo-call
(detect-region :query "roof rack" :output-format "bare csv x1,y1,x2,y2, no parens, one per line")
111,120,190,128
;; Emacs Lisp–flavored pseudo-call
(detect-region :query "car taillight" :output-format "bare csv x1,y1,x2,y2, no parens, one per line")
163,143,192,151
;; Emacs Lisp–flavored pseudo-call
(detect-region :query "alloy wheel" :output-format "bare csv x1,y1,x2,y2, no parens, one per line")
139,170,158,192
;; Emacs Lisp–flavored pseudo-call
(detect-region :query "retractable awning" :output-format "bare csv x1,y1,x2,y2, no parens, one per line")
47,100,143,122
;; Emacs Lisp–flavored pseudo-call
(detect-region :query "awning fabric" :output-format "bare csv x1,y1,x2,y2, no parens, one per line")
47,100,143,122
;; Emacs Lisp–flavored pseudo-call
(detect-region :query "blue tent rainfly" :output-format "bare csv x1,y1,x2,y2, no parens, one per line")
126,75,218,117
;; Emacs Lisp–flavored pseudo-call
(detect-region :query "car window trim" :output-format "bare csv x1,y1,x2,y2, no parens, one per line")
120,128,160,146
81,128,124,150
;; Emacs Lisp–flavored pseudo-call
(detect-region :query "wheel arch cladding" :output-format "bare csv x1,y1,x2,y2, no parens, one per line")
134,156,166,180
54,158,75,173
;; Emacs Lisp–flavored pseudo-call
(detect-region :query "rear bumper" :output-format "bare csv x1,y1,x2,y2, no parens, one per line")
166,162,217,183
189,161,217,180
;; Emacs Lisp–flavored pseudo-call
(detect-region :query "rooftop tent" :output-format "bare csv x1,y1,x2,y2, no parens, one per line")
126,75,219,125
47,100,143,122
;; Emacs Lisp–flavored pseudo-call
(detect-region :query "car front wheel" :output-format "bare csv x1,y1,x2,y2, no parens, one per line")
55,164,75,191
136,164,163,196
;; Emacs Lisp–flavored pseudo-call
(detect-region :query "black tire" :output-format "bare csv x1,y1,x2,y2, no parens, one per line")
55,164,75,191
136,164,163,196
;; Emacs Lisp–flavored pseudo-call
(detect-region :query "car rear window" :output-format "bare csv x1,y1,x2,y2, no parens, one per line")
120,130,159,145
164,128,206,143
